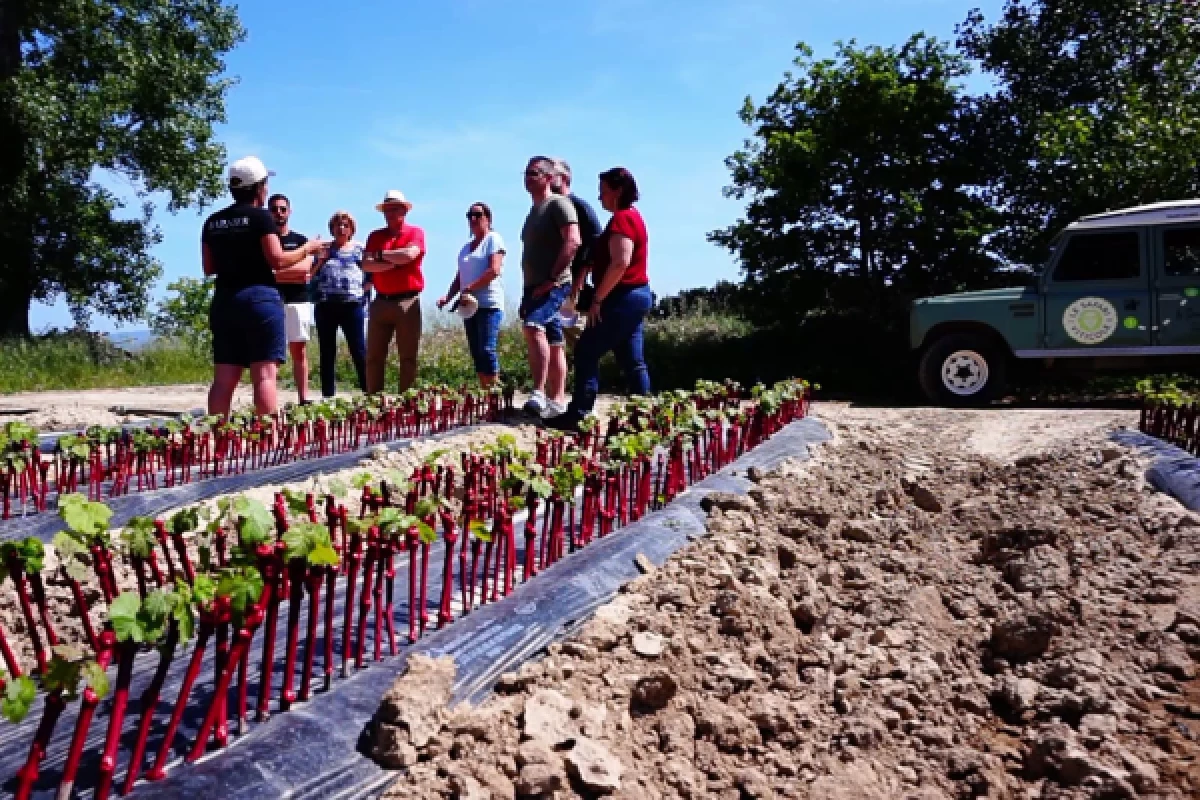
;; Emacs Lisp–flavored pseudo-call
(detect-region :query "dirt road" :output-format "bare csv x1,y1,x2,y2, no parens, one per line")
372,403,1200,799
0,385,307,431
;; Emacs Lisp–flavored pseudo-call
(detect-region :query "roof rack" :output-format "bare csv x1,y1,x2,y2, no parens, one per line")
1069,199,1200,230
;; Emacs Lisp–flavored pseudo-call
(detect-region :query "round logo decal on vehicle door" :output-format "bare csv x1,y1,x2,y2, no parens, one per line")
1062,297,1119,345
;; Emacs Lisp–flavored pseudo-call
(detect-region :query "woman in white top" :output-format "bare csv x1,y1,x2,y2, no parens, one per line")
437,202,506,386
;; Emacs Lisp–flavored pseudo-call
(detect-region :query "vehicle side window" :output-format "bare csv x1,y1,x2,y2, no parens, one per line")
1163,226,1200,278
1051,231,1140,282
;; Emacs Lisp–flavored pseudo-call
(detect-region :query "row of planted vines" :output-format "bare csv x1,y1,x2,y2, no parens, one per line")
0,385,509,520
1137,376,1200,453
0,378,810,799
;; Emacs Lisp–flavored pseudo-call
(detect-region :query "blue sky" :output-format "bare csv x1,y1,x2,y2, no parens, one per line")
32,0,1004,333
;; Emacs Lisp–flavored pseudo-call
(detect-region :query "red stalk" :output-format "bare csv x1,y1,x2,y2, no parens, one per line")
438,513,458,628
381,536,397,657
0,623,22,677
417,531,431,636
14,692,66,800
340,528,363,677
56,631,116,800
354,529,379,667
153,520,179,583
406,526,420,642
298,565,323,702
6,558,47,673
279,556,306,711
373,541,387,657
255,544,284,721
93,639,138,800
28,571,59,648
322,557,337,692
122,624,179,794
187,603,264,763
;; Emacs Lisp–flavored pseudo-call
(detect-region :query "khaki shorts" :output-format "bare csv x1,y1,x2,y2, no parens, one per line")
284,302,314,343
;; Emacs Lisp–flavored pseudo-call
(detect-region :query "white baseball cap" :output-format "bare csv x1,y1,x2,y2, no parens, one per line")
375,189,413,212
228,156,274,188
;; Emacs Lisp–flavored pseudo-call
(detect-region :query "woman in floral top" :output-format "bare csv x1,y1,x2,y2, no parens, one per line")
312,210,368,397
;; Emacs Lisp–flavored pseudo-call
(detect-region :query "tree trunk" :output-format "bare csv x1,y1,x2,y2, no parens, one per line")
0,1,33,339
0,282,32,338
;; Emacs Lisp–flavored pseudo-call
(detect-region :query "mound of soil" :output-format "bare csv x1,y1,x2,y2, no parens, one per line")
373,409,1199,799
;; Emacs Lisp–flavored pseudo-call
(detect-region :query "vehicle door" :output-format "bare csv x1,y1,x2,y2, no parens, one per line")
1152,222,1200,349
1042,228,1151,351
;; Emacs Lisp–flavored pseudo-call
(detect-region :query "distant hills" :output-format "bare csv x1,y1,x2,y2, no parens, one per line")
105,329,156,352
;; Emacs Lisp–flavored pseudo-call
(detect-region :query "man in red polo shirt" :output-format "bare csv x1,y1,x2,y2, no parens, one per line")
362,189,426,393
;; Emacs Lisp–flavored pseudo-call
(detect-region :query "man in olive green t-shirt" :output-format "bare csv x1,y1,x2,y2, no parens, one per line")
519,156,580,417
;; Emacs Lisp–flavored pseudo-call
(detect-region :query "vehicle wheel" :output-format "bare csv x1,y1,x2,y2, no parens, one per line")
918,333,1006,406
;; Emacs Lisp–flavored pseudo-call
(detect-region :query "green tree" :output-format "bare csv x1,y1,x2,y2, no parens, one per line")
710,35,1001,325
149,277,214,350
0,1,244,337
958,0,1200,265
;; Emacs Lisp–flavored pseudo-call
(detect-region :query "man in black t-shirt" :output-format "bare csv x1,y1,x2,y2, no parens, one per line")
201,156,325,416
551,159,602,355
270,193,315,405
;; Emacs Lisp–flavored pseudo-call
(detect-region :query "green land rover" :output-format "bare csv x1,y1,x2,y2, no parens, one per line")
911,200,1200,405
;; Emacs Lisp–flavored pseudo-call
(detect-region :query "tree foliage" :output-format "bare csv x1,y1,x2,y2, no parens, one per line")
958,0,1200,264
710,35,1001,325
149,277,214,350
0,1,244,337
714,2,1200,325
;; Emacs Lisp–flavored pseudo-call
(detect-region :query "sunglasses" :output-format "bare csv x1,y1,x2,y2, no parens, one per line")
524,170,546,178
270,206,288,213
466,211,485,220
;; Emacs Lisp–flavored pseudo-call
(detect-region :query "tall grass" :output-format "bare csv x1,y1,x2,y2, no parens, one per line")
0,336,212,393
1,304,758,396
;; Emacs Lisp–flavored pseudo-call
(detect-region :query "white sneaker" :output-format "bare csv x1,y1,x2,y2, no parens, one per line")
543,398,568,418
523,391,547,416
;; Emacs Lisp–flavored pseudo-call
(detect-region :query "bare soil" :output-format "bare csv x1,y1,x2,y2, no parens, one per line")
372,403,1200,799
0,385,280,431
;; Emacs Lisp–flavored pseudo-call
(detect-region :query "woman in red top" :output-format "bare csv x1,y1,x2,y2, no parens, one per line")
547,167,652,429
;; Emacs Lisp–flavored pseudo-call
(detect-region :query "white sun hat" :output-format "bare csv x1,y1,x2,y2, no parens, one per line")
228,156,274,188
375,189,413,212
451,292,479,319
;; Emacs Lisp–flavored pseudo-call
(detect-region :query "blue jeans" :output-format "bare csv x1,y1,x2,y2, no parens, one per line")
463,307,503,377
521,283,571,346
571,284,653,413
314,299,367,397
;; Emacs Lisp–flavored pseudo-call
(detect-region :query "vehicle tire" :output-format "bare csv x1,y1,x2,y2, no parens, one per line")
918,333,1006,407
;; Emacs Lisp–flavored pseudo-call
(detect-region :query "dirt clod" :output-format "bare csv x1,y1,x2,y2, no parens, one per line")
378,405,1200,799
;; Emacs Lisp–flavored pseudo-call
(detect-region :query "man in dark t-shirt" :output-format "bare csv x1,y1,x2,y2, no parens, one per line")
270,193,314,404
552,159,601,350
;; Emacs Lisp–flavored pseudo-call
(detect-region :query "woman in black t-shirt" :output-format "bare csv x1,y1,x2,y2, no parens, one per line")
201,156,326,416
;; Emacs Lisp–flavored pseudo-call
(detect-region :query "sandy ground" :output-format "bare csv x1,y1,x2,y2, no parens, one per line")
813,403,1138,464
371,401,1200,799
0,385,309,431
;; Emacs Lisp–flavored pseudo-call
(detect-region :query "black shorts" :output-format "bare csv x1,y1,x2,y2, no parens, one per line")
210,285,287,367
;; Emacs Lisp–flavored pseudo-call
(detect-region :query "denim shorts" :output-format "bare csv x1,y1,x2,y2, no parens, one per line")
521,283,571,346
463,307,503,376
210,285,287,367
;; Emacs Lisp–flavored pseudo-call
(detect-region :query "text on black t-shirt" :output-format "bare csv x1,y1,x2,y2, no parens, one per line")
201,203,279,292
276,230,311,303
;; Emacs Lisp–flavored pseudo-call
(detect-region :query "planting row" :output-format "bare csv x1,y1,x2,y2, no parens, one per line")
0,378,809,799
1139,398,1200,455
0,385,512,521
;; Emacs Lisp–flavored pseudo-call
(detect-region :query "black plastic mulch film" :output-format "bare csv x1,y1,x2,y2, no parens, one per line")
2,417,830,800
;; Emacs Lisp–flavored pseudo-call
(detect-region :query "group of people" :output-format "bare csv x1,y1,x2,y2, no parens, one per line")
200,154,652,430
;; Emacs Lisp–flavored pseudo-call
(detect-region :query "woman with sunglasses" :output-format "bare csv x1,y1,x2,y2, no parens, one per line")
312,210,368,397
436,202,506,386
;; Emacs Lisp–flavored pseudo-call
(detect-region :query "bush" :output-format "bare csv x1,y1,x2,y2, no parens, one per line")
0,333,211,393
